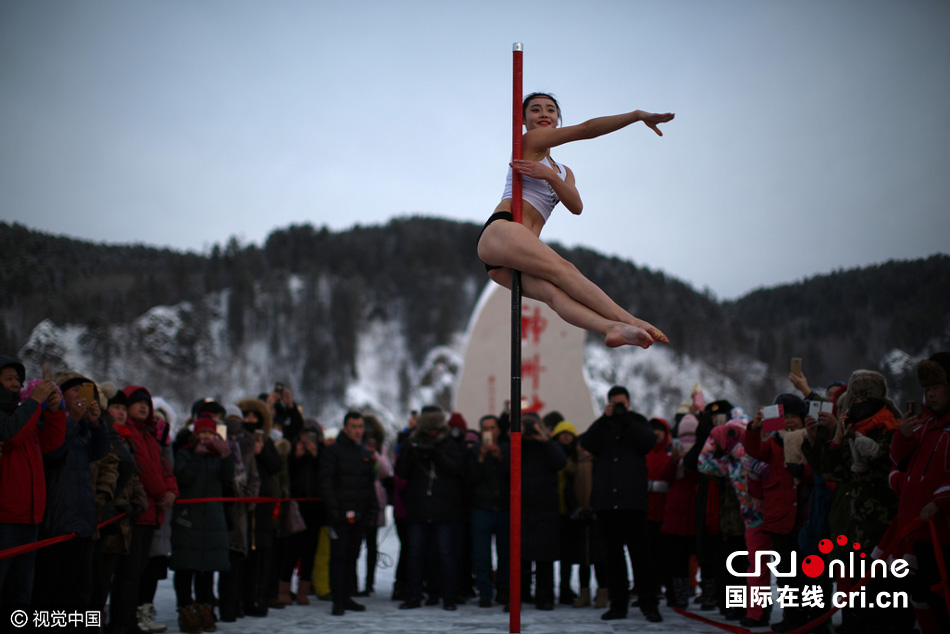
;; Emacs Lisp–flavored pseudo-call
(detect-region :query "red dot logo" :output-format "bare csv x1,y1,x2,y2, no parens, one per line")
801,555,825,578
836,535,848,546
853,542,861,550
818,539,833,554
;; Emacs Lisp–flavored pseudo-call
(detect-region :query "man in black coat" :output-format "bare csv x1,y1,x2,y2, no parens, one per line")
395,406,464,611
579,385,662,623
319,411,378,616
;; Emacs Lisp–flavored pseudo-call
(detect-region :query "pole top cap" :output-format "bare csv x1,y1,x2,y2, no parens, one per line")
513,42,523,51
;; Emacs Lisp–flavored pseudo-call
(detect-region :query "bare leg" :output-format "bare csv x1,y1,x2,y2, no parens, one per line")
490,269,654,349
478,221,668,344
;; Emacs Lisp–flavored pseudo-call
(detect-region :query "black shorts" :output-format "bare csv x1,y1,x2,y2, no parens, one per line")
476,211,513,272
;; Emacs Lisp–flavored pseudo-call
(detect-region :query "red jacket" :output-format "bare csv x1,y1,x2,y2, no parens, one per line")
889,406,950,543
121,386,178,527
744,429,808,535
0,400,66,524
646,418,672,522
659,456,700,536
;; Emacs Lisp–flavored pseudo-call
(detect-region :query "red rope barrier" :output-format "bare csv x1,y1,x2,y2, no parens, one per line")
0,495,320,561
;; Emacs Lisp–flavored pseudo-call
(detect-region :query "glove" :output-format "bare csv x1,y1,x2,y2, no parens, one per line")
210,436,231,458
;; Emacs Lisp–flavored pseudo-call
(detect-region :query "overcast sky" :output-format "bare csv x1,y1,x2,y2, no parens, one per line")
2,0,948,300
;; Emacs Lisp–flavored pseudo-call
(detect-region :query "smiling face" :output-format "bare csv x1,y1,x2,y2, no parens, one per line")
524,96,560,131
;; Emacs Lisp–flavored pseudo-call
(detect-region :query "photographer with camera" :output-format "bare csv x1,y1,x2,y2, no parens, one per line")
319,411,378,616
266,382,304,442
579,385,662,623
395,406,465,611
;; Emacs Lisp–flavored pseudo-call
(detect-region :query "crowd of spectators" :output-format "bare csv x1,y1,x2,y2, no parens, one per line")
1,351,948,634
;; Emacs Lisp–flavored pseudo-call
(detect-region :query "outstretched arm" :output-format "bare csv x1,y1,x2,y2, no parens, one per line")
525,109,674,155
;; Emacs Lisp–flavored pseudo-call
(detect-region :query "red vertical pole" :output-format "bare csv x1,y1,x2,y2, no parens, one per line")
509,41,523,634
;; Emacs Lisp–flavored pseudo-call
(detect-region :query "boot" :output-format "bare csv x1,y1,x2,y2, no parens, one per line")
177,605,203,634
194,603,217,632
278,580,294,605
296,580,311,605
594,587,609,609
137,603,168,633
699,576,718,611
573,588,591,608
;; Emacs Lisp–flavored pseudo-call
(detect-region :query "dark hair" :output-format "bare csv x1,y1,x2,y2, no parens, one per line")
523,92,562,125
607,385,630,401
343,410,363,426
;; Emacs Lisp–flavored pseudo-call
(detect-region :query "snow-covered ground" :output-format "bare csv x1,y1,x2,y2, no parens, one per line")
147,514,837,634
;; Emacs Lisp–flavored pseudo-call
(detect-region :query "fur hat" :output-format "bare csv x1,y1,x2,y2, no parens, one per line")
705,400,734,420
836,370,901,418
417,407,446,433
237,397,273,435
918,352,950,388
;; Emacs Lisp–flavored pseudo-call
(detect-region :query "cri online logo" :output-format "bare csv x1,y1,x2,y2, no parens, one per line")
726,535,910,580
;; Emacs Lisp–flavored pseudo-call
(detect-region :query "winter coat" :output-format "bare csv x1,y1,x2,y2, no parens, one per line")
395,427,463,523
889,404,950,543
41,415,111,538
801,404,897,555
744,429,811,536
320,432,378,525
658,456,700,537
225,427,261,555
251,435,283,551
521,437,567,561
288,441,327,530
96,424,149,555
0,393,66,524
467,440,510,512
646,419,672,522
697,435,765,531
170,442,235,572
579,409,656,512
121,386,178,527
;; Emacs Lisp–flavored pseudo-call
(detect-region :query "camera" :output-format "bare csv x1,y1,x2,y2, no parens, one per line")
611,401,627,416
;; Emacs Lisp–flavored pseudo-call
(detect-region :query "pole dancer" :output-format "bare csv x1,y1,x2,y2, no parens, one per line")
475,75,675,350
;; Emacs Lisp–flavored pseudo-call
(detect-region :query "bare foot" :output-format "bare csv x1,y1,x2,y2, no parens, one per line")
605,324,654,349
631,318,669,344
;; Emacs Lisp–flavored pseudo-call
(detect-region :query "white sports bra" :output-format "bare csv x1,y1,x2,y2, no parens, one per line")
500,156,567,222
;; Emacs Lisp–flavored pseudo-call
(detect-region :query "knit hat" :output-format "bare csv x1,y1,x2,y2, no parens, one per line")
773,393,808,419
918,352,950,388
193,414,217,435
224,404,244,420
447,412,468,432
677,414,699,452
126,388,151,408
108,390,128,408
552,421,577,438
